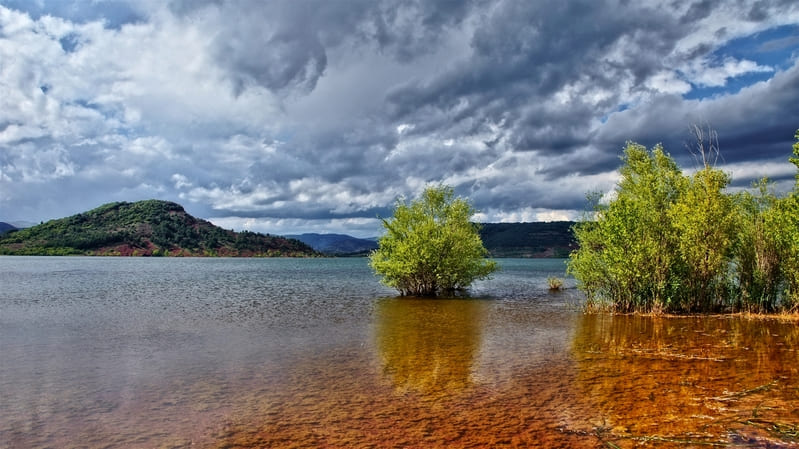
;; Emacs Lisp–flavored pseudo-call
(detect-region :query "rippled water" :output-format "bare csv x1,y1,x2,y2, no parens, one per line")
1,256,798,448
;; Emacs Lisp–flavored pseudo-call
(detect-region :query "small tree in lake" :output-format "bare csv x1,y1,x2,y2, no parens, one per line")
370,185,497,296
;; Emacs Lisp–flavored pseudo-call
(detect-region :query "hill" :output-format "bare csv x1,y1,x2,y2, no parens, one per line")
0,222,17,235
478,222,576,258
0,200,317,257
288,233,378,256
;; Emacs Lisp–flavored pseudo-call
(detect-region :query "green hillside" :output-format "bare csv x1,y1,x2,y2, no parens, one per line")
0,200,317,257
287,233,378,256
479,222,576,258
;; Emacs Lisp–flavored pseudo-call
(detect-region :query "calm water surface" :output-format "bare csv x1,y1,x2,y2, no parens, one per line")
1,257,798,448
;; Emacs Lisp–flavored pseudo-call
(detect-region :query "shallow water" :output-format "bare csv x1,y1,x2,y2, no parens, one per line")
1,257,798,448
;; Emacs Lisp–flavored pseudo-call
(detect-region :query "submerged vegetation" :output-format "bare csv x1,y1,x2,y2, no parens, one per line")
370,185,497,296
568,129,799,314
547,276,564,291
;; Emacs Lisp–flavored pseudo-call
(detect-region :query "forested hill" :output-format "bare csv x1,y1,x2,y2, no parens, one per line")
479,222,576,258
0,200,317,257
287,233,378,256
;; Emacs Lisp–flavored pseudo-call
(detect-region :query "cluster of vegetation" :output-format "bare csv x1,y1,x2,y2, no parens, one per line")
370,186,497,296
547,276,564,291
568,129,799,314
0,200,317,257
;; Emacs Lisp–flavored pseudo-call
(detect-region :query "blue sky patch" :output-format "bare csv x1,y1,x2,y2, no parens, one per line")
2,0,144,29
682,25,799,100
717,24,799,70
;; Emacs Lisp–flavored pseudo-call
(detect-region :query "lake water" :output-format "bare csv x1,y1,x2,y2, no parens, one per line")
1,257,798,448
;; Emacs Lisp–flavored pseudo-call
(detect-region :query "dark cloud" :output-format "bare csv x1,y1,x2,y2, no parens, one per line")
748,1,771,22
384,0,688,161
172,0,480,95
215,16,329,94
2,0,799,235
598,60,799,172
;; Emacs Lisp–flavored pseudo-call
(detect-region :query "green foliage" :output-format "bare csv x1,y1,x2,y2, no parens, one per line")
569,130,799,314
669,166,736,311
769,193,799,309
732,180,782,312
738,131,799,311
568,143,688,312
369,185,497,296
790,129,799,181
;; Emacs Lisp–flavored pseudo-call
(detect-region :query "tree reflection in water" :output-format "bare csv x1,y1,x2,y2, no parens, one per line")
374,298,486,398
571,313,799,446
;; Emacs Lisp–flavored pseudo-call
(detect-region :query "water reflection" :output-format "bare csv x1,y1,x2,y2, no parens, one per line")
572,314,799,446
374,298,486,398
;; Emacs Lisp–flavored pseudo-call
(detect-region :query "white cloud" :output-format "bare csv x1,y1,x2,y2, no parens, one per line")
208,216,383,238
396,123,414,134
473,207,579,223
718,159,797,185
645,71,692,94
684,58,773,88
171,173,192,189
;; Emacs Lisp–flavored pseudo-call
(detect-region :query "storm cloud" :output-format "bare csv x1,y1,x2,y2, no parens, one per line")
1,0,798,236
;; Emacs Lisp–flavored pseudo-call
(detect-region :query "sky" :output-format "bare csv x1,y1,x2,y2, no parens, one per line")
1,0,798,237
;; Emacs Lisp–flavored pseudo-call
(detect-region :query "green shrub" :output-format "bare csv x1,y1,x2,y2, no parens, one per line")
370,185,497,296
568,130,799,314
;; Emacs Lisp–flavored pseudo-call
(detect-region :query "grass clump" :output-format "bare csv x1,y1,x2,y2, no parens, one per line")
547,276,564,291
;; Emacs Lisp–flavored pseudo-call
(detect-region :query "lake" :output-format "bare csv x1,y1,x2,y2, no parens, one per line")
1,257,798,448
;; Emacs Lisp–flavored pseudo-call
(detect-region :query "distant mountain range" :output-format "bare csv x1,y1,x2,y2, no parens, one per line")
291,222,576,258
0,200,317,257
478,222,576,258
